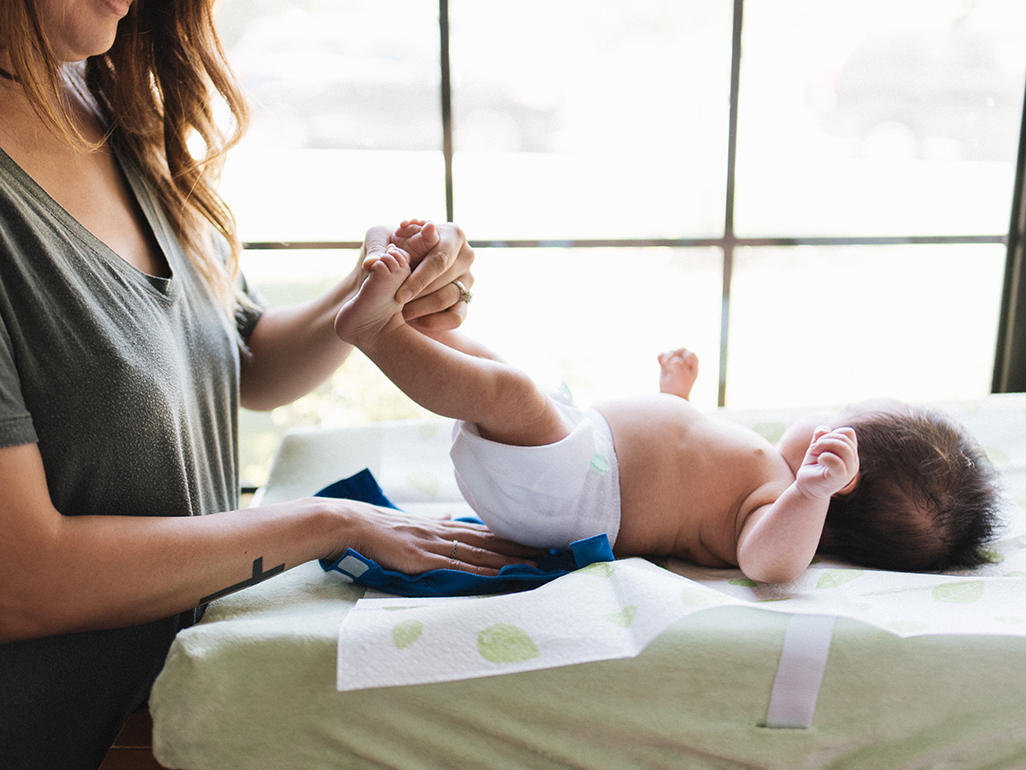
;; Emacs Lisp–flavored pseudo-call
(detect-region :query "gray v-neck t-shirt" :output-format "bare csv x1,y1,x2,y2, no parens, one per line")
0,141,264,767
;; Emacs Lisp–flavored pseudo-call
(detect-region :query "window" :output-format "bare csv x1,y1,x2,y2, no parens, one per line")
216,0,1026,486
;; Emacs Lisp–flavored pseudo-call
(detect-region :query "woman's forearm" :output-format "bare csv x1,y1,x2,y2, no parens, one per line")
1,433,538,642
238,221,477,411
240,272,360,410
1,497,344,642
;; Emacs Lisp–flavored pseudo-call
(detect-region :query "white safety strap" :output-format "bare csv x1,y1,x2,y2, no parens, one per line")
763,614,837,729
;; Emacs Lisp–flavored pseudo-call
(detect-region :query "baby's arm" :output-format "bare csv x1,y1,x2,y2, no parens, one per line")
735,427,858,584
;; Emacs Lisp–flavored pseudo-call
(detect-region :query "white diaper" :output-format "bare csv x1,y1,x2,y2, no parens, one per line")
449,398,621,549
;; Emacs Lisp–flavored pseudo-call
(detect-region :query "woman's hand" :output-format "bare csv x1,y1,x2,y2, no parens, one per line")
332,499,539,575
380,220,475,332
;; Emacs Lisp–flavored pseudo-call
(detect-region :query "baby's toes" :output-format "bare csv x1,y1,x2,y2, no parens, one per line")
385,246,408,267
376,253,397,273
371,257,395,275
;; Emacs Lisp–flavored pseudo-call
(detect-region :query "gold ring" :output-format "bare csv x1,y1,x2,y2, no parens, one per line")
452,279,472,304
451,539,459,560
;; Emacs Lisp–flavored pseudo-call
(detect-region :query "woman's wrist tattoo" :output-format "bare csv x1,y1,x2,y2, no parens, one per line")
199,556,284,605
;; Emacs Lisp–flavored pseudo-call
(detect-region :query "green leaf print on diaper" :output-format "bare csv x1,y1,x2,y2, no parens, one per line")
477,624,540,663
932,581,984,604
405,471,439,498
815,569,864,589
589,453,610,473
392,619,424,649
606,605,638,628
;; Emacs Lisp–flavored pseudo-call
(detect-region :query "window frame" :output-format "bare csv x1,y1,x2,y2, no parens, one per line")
239,0,1024,406
994,76,1026,393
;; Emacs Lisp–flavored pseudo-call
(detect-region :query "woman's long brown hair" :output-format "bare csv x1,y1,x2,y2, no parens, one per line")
1,0,250,315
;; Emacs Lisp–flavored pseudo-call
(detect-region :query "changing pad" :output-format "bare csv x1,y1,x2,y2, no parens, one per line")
150,395,1026,769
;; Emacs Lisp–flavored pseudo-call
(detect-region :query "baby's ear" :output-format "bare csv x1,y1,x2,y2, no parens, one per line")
833,471,860,497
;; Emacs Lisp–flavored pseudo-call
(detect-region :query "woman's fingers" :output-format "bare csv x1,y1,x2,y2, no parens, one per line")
404,252,474,303
351,506,541,576
396,223,474,303
421,538,537,575
403,272,474,323
386,221,475,331
432,541,524,575
439,520,540,559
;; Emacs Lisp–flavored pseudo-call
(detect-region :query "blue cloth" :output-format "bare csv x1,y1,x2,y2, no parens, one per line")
316,468,614,597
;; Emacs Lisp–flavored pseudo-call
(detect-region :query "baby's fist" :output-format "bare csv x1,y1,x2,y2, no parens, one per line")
795,426,859,499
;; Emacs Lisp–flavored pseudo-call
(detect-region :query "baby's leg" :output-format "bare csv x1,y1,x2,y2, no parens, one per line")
335,253,569,447
658,348,699,400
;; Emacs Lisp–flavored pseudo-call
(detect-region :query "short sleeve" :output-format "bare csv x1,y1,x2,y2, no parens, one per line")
208,230,266,341
0,317,37,448
234,271,266,341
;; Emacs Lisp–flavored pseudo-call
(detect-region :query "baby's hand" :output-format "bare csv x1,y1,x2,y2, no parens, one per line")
795,426,859,500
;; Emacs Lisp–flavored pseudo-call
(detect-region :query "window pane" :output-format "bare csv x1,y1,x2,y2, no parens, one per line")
238,247,724,484
450,1,732,240
726,245,1005,409
462,248,724,410
216,1,446,244
237,249,433,486
736,0,1026,237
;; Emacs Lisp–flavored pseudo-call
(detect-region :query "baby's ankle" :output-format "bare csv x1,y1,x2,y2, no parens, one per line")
352,313,409,353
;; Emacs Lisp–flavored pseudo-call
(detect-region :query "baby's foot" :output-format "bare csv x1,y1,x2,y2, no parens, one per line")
658,348,699,400
335,247,411,346
389,219,439,262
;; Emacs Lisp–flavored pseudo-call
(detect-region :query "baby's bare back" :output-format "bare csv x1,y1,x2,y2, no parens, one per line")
595,394,796,566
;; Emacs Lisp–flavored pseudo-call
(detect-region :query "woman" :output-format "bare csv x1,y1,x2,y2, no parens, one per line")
0,2,532,766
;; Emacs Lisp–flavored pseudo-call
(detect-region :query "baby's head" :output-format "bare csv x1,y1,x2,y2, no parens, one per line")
820,403,1001,572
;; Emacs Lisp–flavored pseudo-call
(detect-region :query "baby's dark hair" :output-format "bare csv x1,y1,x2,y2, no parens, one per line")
821,405,1001,572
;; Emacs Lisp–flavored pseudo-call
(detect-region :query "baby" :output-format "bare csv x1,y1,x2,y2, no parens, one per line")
335,222,1001,583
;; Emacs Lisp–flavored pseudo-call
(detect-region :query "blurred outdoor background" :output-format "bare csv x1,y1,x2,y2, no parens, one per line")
213,0,1026,487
